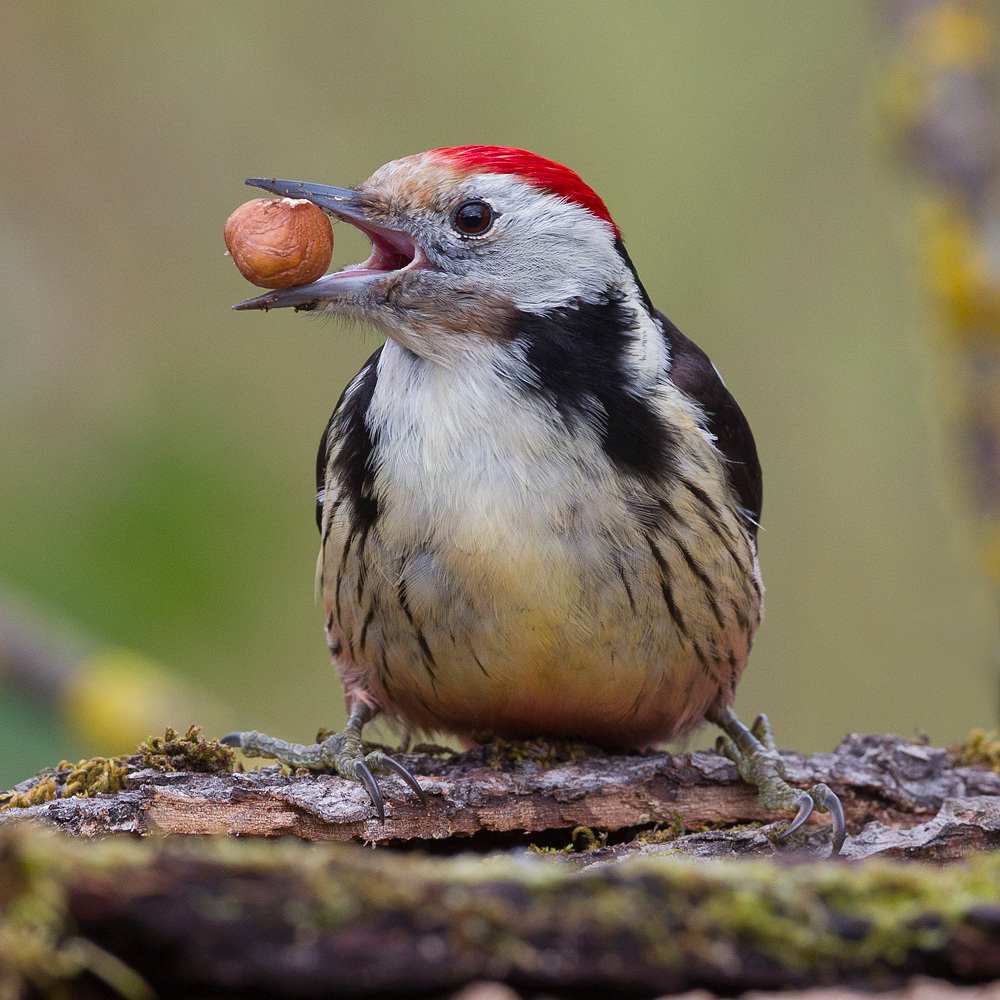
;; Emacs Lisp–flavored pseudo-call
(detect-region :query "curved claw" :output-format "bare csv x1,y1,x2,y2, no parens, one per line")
219,732,244,747
776,791,813,840
379,756,428,805
825,788,846,856
354,760,385,822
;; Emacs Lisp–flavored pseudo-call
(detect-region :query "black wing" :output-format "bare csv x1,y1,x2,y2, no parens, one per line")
656,311,763,536
316,346,383,532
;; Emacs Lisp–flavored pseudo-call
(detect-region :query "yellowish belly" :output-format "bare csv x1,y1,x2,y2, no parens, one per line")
324,519,755,747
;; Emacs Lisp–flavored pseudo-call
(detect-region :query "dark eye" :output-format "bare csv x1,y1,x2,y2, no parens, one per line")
453,200,494,235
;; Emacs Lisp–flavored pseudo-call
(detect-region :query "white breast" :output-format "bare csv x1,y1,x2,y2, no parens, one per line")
369,338,629,562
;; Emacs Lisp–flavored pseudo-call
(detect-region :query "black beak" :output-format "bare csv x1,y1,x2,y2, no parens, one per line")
243,177,370,225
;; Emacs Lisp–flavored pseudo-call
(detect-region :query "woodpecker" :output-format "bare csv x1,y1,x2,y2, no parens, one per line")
223,147,845,852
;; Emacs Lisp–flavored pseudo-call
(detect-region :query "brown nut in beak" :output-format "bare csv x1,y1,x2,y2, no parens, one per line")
224,197,333,289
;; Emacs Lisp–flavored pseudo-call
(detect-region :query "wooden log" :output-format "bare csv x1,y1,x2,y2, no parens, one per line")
3,733,1000,859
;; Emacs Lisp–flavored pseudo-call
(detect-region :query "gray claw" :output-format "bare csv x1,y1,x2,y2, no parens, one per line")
219,732,244,747
776,791,814,840
354,760,385,822
825,788,846,855
379,755,427,805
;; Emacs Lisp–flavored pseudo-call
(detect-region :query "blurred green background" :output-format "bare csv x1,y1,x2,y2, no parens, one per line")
2,1,997,789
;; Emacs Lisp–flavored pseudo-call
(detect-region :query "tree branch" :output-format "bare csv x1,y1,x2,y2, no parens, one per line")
4,733,1000,859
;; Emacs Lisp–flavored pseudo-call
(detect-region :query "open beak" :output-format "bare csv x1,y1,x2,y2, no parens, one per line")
231,177,420,312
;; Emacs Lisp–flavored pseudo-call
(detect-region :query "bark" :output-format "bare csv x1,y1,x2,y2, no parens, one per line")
5,819,1000,999
3,733,1000,860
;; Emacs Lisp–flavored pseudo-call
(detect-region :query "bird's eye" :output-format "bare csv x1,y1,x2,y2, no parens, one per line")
453,200,494,235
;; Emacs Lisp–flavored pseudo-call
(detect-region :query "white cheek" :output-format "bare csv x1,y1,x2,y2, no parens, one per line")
446,180,631,313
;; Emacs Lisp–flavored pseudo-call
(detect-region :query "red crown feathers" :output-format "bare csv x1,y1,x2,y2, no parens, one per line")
431,146,619,239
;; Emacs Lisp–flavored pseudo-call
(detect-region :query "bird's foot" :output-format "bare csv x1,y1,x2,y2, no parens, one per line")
220,706,425,822
708,705,846,855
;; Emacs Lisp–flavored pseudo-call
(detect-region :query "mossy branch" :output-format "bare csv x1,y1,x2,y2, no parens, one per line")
3,731,1000,861
5,822,1000,998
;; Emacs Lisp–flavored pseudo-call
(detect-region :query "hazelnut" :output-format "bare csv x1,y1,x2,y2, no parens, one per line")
224,197,333,289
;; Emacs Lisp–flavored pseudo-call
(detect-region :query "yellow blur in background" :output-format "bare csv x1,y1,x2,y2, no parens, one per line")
1,2,997,787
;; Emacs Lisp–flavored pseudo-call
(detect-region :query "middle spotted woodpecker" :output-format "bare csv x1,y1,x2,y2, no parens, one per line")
224,146,845,853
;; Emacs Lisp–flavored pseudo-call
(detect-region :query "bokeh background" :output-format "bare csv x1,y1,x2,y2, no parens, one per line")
2,1,997,789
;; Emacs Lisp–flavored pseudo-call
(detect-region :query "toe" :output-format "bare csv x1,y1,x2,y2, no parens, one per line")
715,735,741,765
751,714,777,753
219,732,245,747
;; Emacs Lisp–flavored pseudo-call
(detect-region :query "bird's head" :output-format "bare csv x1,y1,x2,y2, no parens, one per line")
234,147,649,363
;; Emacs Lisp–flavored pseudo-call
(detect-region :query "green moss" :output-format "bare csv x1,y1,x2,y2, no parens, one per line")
637,813,685,844
1,726,234,812
1,756,132,810
136,725,234,773
485,737,588,769
529,842,575,855
949,728,1000,773
529,826,608,854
